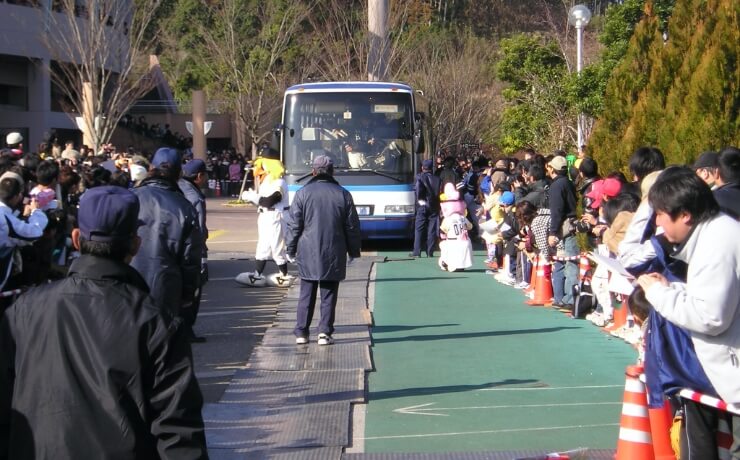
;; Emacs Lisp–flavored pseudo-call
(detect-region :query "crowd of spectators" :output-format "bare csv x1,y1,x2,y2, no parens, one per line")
0,132,252,303
425,144,740,456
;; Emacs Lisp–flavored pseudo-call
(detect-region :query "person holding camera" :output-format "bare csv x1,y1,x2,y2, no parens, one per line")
0,172,49,304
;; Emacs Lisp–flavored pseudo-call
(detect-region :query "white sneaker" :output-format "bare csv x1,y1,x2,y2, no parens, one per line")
318,333,334,346
266,273,294,287
515,281,530,290
592,314,612,327
295,336,309,345
495,273,516,285
235,271,267,287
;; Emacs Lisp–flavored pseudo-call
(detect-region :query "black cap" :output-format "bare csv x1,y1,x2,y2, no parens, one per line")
78,186,142,242
692,151,719,170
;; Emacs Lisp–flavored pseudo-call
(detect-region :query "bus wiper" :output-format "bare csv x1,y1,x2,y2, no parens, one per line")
363,169,403,182
333,168,403,182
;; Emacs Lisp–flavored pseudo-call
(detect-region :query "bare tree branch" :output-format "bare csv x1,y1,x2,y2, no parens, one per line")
42,0,162,152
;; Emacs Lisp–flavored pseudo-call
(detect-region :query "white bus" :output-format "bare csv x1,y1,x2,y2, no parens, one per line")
278,81,431,239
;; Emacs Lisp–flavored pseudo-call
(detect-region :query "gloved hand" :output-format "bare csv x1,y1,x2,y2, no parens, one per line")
286,254,296,264
200,258,209,285
241,189,259,205
417,200,427,207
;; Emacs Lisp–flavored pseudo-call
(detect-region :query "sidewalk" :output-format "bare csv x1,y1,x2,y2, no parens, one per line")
204,251,637,459
205,256,377,459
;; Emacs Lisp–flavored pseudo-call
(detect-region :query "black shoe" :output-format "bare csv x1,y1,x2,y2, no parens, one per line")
408,253,420,258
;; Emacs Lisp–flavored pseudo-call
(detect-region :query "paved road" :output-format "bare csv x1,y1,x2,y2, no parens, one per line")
191,199,284,403
191,198,407,403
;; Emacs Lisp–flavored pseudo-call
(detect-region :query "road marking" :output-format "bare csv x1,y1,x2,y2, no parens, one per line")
394,401,622,416
359,422,619,440
208,240,258,244
206,229,227,240
478,384,623,391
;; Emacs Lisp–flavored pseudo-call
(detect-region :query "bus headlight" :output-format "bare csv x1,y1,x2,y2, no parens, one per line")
384,205,414,214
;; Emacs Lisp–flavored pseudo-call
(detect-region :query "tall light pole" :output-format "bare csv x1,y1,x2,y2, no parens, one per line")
568,4,591,149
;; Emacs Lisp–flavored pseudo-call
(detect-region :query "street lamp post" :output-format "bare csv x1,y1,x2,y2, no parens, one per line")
568,4,591,149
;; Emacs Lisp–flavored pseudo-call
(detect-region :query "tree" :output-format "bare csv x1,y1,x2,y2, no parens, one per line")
304,0,429,82
42,0,164,152
404,33,502,151
589,0,739,173
496,33,575,153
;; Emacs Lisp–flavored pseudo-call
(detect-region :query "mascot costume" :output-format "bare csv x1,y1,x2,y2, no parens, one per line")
438,183,473,272
235,147,293,287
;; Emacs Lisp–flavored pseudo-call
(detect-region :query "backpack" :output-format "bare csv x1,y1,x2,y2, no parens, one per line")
571,275,595,318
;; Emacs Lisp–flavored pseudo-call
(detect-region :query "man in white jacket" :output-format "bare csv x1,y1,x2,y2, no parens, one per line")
637,166,740,458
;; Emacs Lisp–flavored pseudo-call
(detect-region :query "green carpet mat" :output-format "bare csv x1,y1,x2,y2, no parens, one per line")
364,251,637,453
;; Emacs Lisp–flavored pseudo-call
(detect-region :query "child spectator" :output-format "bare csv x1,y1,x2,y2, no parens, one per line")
29,161,59,211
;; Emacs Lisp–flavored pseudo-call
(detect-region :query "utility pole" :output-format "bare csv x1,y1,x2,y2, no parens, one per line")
192,90,206,161
368,0,388,81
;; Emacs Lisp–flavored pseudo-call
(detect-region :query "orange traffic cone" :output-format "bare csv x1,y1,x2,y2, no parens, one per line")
615,365,654,460
578,254,591,281
526,258,553,306
215,180,221,197
605,299,629,331
524,255,537,298
648,402,676,460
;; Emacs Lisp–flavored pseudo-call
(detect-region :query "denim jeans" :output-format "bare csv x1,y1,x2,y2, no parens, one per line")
552,235,579,304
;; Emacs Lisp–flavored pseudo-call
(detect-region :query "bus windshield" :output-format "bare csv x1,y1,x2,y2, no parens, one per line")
282,91,414,176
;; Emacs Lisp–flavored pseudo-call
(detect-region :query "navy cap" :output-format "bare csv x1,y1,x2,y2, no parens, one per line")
78,186,142,242
151,147,181,169
182,159,206,177
422,159,433,170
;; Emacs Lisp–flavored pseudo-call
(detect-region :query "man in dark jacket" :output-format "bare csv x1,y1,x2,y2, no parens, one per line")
132,148,203,321
410,159,441,258
713,146,740,219
437,156,461,190
0,186,207,459
546,155,578,308
178,159,209,342
287,155,362,346
519,163,549,208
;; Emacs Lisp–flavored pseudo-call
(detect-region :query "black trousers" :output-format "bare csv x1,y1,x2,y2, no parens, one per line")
294,279,339,338
181,287,202,331
412,206,439,257
680,398,731,460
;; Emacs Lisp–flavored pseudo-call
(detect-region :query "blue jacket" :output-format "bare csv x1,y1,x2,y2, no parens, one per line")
642,235,717,408
287,174,361,281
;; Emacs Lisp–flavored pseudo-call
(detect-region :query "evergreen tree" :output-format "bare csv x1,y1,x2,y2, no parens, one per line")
590,0,739,173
